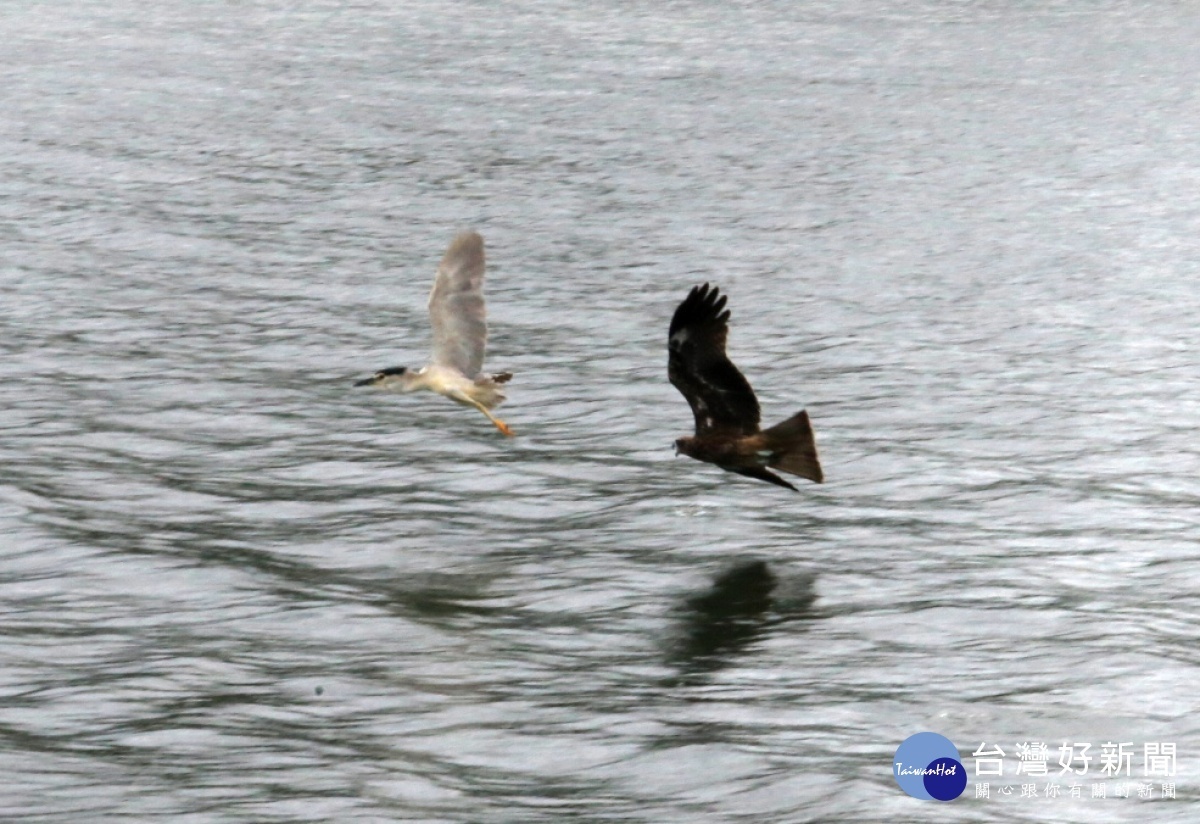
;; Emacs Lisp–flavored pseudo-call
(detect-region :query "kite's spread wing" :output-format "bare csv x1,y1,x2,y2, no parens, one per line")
668,283,761,437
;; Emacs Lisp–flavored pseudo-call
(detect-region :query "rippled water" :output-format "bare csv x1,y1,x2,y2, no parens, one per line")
4,1,1200,821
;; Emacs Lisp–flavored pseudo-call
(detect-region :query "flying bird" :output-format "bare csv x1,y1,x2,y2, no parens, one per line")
668,283,823,490
355,230,514,436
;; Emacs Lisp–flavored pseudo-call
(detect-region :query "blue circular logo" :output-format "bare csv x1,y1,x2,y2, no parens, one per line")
893,732,966,801
924,755,968,800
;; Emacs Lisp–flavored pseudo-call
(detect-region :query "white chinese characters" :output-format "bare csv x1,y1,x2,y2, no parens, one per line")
968,740,1178,800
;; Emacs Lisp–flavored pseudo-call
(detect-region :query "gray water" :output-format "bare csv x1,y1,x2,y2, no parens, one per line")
3,1,1199,821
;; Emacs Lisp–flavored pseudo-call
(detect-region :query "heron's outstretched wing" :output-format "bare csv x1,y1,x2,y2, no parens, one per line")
428,231,487,376
668,283,761,436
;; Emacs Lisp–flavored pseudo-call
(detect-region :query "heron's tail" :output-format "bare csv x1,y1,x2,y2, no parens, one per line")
472,373,511,409
762,410,823,484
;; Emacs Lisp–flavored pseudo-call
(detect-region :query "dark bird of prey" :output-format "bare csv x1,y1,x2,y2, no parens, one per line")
668,283,823,490
354,230,514,436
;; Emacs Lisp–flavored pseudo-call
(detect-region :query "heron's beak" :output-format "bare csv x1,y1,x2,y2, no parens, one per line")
354,376,377,387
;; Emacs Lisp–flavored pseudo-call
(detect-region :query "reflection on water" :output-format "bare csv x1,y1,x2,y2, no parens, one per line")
670,559,817,681
4,0,1200,821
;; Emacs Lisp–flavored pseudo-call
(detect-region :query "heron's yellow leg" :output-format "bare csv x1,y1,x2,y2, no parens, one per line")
460,396,514,437
489,415,515,437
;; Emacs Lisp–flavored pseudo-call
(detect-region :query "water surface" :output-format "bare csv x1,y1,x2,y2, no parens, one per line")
3,1,1200,821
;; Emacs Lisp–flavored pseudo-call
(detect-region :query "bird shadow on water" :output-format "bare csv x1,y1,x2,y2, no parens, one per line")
664,558,820,686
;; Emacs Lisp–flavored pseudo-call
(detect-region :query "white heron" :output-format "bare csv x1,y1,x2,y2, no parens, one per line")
355,230,514,436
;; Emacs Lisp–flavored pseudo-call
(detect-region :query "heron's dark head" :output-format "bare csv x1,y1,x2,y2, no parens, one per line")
354,366,408,388
674,437,689,456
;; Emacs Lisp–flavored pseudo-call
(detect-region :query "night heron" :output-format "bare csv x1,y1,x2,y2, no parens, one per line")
355,230,514,436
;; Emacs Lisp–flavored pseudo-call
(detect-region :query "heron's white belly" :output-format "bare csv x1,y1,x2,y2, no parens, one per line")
420,366,475,400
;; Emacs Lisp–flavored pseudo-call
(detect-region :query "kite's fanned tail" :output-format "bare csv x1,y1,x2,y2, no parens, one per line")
762,410,824,484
